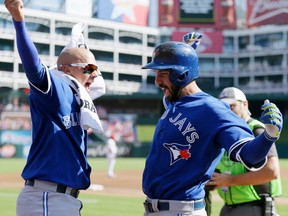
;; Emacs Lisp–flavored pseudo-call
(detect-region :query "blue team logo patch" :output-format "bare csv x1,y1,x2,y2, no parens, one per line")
164,143,191,165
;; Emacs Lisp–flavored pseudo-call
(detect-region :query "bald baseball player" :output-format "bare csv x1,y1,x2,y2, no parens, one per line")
141,40,283,215
5,1,105,215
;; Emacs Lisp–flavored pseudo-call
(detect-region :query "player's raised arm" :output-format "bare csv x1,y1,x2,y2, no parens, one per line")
5,0,47,90
234,100,282,170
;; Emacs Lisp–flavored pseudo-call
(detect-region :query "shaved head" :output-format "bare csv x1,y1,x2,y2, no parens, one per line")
57,48,97,69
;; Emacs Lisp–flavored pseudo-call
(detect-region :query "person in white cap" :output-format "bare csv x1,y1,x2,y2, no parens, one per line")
205,87,282,216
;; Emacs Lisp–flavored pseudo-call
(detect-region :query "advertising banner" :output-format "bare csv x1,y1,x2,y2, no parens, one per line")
0,130,32,158
247,0,288,27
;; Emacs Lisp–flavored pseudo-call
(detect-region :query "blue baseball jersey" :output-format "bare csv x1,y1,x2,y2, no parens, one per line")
142,92,255,200
13,20,92,190
21,69,91,190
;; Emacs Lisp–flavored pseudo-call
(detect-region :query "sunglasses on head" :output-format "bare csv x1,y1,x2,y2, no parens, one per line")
68,63,100,75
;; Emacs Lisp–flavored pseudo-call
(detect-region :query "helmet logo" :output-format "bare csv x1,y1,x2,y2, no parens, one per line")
154,50,160,58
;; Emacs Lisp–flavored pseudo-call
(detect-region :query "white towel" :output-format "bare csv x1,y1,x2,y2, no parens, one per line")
66,75,103,132
50,67,104,133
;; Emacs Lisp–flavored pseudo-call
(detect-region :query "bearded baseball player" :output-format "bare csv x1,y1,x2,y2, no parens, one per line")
141,33,283,216
5,1,105,215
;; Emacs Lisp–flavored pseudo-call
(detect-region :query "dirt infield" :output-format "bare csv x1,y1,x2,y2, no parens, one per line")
87,170,144,197
0,169,144,198
0,166,287,205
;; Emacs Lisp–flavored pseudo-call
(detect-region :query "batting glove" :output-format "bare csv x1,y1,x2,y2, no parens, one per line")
183,32,203,50
260,99,283,140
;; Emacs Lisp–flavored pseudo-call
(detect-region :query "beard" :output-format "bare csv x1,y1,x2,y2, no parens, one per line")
166,85,182,103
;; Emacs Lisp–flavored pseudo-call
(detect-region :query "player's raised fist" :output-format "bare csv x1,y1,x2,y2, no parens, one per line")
183,32,203,50
260,100,283,140
5,0,24,22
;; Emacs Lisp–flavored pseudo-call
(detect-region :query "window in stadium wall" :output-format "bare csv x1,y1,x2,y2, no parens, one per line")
55,21,74,36
238,35,250,51
219,77,234,89
101,71,113,81
35,43,50,55
24,17,50,33
119,74,142,82
0,39,13,52
148,35,157,47
254,32,284,49
223,36,234,53
119,54,141,65
199,58,215,73
219,58,234,73
55,45,65,56
88,31,114,41
196,78,215,92
255,55,283,71
238,57,250,72
0,13,14,30
0,62,13,72
239,77,250,86
91,50,114,62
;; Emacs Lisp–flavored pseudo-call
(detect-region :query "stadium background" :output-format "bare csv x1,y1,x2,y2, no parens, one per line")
0,0,287,159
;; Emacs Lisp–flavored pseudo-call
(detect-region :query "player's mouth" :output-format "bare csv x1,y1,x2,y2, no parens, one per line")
85,82,92,91
162,88,170,96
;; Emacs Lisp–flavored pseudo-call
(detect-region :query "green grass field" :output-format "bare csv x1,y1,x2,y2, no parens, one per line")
0,158,287,216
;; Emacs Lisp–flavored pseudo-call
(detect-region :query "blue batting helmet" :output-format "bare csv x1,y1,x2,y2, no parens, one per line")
142,41,199,87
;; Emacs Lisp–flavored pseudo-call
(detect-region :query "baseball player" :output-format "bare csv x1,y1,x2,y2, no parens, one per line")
105,134,118,178
5,1,105,215
141,37,283,215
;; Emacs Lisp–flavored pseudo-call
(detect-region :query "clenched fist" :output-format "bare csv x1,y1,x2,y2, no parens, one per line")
260,99,283,140
5,0,24,21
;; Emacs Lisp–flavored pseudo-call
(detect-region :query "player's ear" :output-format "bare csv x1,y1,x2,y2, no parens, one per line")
60,65,71,74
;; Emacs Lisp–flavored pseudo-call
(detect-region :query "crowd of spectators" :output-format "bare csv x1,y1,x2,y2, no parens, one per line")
0,103,137,144
0,103,32,130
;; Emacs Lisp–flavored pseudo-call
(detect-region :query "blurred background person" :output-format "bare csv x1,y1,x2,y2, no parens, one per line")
105,134,118,178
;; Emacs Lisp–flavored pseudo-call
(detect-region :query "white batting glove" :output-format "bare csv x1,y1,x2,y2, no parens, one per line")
260,99,283,140
183,32,203,50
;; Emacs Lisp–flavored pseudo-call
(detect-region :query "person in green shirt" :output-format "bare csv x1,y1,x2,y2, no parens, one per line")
205,87,282,216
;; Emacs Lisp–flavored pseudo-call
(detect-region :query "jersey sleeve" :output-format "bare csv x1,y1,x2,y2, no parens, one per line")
14,20,48,91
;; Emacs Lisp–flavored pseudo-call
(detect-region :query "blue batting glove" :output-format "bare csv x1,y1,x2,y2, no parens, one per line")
260,99,282,140
183,32,203,50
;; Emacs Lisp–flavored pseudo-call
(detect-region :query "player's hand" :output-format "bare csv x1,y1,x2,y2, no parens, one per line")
205,172,231,188
5,0,24,22
260,99,282,140
183,32,203,50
